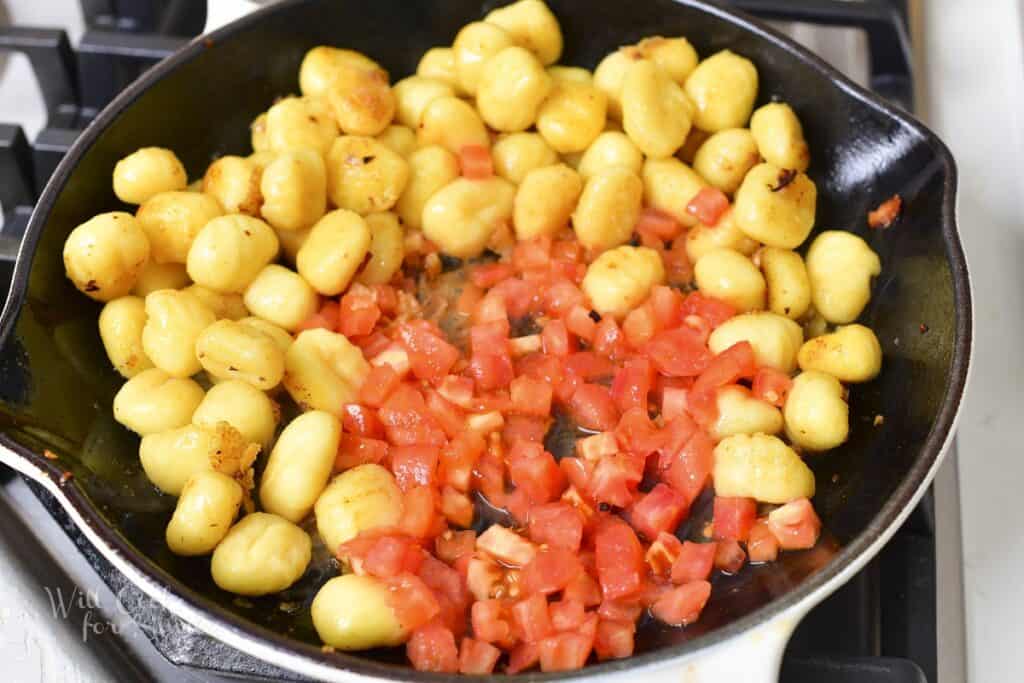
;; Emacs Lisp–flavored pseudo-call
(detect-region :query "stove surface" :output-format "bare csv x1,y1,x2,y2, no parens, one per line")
0,1,967,681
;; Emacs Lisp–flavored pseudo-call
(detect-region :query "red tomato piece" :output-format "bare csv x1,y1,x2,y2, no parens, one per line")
512,236,552,271
502,414,550,446
469,319,511,355
636,207,683,240
391,445,439,491
398,323,460,383
419,553,469,611
544,278,586,317
541,319,574,357
438,375,475,410
441,486,475,528
643,327,713,377
474,290,509,324
458,283,484,315
614,408,664,457
651,580,712,626
565,305,598,342
747,520,780,563
507,641,540,674
440,431,485,492
509,375,553,417
358,364,400,408
597,599,643,623
386,573,441,633
693,341,757,395
407,621,459,673
681,291,735,328
467,352,515,391
338,288,381,337
629,483,689,540
459,637,501,674
521,547,584,596
342,403,385,439
662,237,693,286
563,571,602,607
594,619,636,660
364,536,424,579
492,276,536,318
714,539,747,574
565,351,615,381
512,594,553,642
538,632,593,672
549,599,586,631
686,187,730,225
752,367,794,407
372,283,398,313
645,531,684,577
471,599,513,645
296,300,339,332
712,496,758,542
685,385,718,429
661,430,714,504
648,285,683,327
595,522,645,601
335,434,389,471
379,385,447,446
592,317,627,360
622,302,659,348
670,541,717,584
400,486,441,539
610,358,653,414
459,144,493,180
469,262,514,288
435,530,476,565
661,387,688,421
507,442,566,504
569,384,619,432
588,454,642,508
767,498,822,550
424,390,465,440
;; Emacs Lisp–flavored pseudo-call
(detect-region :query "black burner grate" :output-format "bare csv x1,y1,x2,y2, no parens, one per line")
0,2,939,682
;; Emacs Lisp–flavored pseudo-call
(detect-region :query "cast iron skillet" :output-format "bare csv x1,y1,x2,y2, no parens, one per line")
0,0,971,680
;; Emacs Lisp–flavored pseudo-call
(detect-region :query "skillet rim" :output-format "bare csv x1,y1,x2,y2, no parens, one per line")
0,0,972,679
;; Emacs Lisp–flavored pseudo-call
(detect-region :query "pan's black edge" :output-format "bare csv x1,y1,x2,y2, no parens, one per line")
0,0,972,680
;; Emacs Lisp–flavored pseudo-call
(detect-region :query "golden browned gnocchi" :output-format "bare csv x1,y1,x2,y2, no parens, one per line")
694,248,767,313
323,57,396,137
356,212,405,285
622,59,692,158
784,370,850,451
684,49,759,131
315,463,402,553
713,433,816,503
141,289,217,377
476,47,552,133
63,212,150,301
166,470,243,556
135,191,223,264
582,245,665,319
325,136,410,215
513,163,583,240
211,512,311,596
641,157,708,228
113,367,203,435
572,166,643,250
485,0,563,65
593,49,637,121
260,410,341,522
395,145,460,229
297,209,372,295
733,163,817,248
192,379,278,449
491,132,559,183
202,155,262,216
453,21,517,96
393,76,455,129
805,230,881,323
750,102,810,172
376,125,418,157
797,324,882,383
132,261,190,296
259,149,327,232
299,46,382,99
140,421,257,496
421,176,516,258
195,319,285,390
536,81,607,153
685,211,760,263
416,47,458,89
186,215,279,293
113,147,187,204
98,296,154,377
264,96,339,155
184,284,249,321
417,96,491,153
243,264,319,332
693,128,761,194
634,36,699,84
708,311,804,373
711,385,784,440
577,131,644,179
283,329,370,413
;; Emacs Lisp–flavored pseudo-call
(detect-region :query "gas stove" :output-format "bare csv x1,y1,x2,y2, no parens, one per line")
0,2,965,681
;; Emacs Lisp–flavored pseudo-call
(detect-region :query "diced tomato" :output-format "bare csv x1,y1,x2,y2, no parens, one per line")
594,619,635,660
538,631,593,672
569,384,619,432
643,327,713,377
509,375,553,417
379,385,447,446
622,302,658,348
614,408,664,457
686,187,730,226
661,430,714,504
398,323,460,383
471,599,513,645
459,637,501,674
592,317,627,360
507,641,540,674
400,486,441,538
650,286,684,328
544,278,586,317
549,599,586,631
712,496,758,542
563,571,602,607
508,441,565,504
391,445,439,491
595,522,645,601
767,498,822,550
610,358,653,414
651,580,712,626
521,547,584,596
492,277,536,318
681,291,735,328
358,364,400,408
296,300,338,332
682,314,713,345
588,454,642,508
747,520,780,563
714,539,746,574
470,319,510,355
661,387,688,421
386,573,441,632
362,536,424,578
752,367,794,407
512,594,553,642
636,207,683,240
565,352,615,381
424,390,466,439
476,525,538,567
670,541,717,584
597,599,643,623
686,386,718,429
541,319,573,357
338,287,381,337
342,403,385,439
372,283,398,313
459,144,493,180
419,554,469,613
470,262,514,289
629,484,689,540
565,305,598,342
693,341,757,395
436,530,476,565
440,431,485,491
645,531,684,577
407,621,459,673
467,352,515,391
474,290,509,324
335,434,389,470
662,237,693,286
441,486,475,528
512,236,552,271
458,282,484,315
502,414,550,446
438,375,475,409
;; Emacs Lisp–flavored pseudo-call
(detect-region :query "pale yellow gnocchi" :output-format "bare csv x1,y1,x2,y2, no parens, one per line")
421,176,516,258
63,212,150,302
260,410,341,523
211,512,311,596
283,329,370,414
166,470,243,556
582,246,665,319
784,370,850,451
805,230,881,323
315,463,403,554
113,147,187,205
713,433,816,503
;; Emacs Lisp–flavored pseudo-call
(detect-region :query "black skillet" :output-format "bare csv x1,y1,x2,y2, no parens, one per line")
0,0,971,680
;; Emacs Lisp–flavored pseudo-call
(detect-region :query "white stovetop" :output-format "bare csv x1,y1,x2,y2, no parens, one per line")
0,1,1021,681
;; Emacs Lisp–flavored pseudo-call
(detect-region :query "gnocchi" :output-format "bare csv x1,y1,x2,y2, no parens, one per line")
713,433,816,503
325,136,409,215
513,163,583,240
113,147,187,204
750,102,810,172
202,155,262,216
572,166,643,250
186,215,279,294
693,128,760,194
315,463,402,554
356,212,405,285
141,289,217,377
622,59,691,159
166,470,243,556
113,367,204,435
260,410,341,522
536,81,607,153
694,248,767,313
260,149,327,232
577,131,644,179
733,163,817,248
63,212,150,301
582,246,665,319
491,132,558,184
395,145,460,230
312,574,406,650
421,176,516,258
784,370,850,451
476,47,552,133
135,191,223,264
283,329,370,413
642,157,708,228
192,379,278,449
797,324,882,383
711,385,784,440
243,264,319,332
760,247,812,320
98,296,154,377
211,513,311,596
806,230,881,323
484,0,563,65
684,50,759,132
140,421,257,496
297,209,373,295
132,261,190,297
709,312,804,373
195,319,285,390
